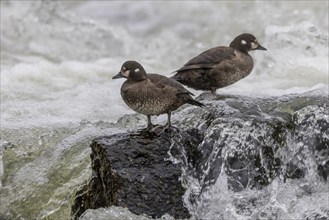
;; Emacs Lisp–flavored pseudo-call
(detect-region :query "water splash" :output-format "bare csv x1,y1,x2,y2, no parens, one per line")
178,95,329,220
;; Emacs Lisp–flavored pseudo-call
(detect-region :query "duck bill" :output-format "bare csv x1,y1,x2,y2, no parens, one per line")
112,72,124,79
256,44,267,50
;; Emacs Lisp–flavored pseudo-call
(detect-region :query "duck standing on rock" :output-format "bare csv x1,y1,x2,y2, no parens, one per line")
171,33,267,95
113,60,204,131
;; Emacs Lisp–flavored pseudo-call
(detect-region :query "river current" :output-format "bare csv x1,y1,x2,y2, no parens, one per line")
0,1,328,219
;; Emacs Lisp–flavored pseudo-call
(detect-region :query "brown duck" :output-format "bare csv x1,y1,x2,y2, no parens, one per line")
113,60,204,130
172,33,267,95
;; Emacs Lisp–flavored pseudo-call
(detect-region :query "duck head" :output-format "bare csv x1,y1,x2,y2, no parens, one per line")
229,33,267,53
113,60,147,81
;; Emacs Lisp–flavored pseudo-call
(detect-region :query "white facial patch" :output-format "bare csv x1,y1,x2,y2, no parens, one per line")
251,42,258,49
122,69,130,77
135,68,140,73
241,40,247,45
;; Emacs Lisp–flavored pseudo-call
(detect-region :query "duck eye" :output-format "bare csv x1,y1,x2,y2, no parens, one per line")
241,40,247,45
135,68,140,73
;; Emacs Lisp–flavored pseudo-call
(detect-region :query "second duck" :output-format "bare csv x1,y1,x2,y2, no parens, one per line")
172,33,267,95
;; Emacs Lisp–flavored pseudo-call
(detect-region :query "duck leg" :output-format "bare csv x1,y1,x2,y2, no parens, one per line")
212,87,228,99
211,87,217,95
166,111,172,127
147,115,153,130
152,111,172,135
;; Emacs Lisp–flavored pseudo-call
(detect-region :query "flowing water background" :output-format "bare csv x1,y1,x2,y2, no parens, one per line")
0,1,328,219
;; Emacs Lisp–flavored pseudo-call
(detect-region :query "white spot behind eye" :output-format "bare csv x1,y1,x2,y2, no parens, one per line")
241,40,247,45
135,68,140,73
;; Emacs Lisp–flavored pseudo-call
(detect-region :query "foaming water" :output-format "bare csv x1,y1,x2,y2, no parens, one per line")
179,98,329,220
0,1,328,219
1,59,132,129
191,174,329,220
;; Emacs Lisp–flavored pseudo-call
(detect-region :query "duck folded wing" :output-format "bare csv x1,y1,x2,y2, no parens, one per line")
177,46,236,72
149,74,193,96
175,64,214,72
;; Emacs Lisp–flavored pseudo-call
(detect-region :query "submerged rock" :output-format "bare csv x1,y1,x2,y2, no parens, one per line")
175,90,328,194
72,89,329,219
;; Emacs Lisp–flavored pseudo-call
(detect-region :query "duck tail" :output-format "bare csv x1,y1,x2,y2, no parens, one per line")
187,99,205,107
170,74,181,81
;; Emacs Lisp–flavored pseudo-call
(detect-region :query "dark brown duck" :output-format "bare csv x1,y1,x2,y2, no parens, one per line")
113,60,204,130
172,33,267,95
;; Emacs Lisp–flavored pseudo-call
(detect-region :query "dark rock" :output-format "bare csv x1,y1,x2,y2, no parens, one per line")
72,128,203,219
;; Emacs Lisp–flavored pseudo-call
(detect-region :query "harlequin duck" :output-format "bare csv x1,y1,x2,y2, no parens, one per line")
171,33,267,95
113,60,204,130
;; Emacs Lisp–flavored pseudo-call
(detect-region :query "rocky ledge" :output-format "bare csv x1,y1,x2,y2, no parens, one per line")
72,89,328,219
71,128,202,219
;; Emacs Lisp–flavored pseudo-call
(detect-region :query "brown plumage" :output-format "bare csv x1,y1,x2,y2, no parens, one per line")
172,33,267,95
113,60,204,130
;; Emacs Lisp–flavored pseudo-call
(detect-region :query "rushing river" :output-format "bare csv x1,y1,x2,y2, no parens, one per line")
0,1,328,219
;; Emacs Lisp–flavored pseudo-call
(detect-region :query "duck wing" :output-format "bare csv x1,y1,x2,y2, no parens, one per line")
148,74,205,108
148,74,193,96
175,46,236,72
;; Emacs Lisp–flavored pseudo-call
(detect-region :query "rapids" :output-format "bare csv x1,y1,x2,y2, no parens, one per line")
0,1,328,219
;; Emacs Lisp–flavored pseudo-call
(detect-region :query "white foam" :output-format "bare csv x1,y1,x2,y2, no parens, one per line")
1,60,134,129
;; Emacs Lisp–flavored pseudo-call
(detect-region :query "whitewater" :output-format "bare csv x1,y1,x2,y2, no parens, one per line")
0,1,328,219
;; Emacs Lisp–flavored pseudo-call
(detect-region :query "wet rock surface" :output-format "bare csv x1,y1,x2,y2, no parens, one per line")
72,89,329,219
72,129,202,219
